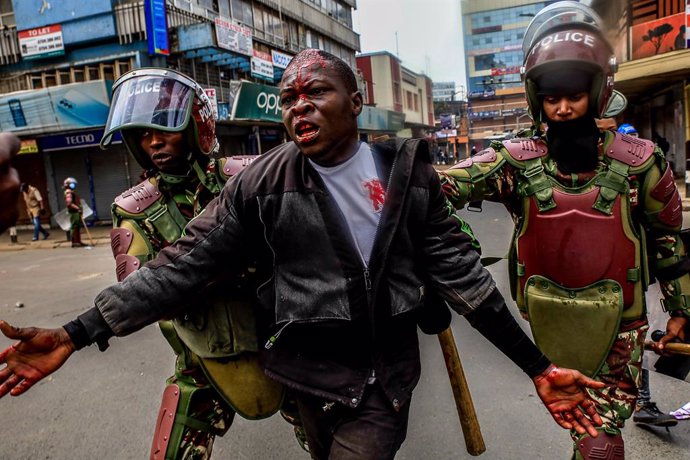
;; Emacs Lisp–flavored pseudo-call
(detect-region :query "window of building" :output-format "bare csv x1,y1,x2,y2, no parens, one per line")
413,93,419,112
71,68,85,83
336,2,351,27
0,0,15,27
252,3,265,38
393,82,401,104
288,21,299,51
406,90,413,109
231,0,253,26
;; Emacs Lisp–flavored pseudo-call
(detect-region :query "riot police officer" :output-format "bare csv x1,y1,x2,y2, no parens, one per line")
440,2,689,458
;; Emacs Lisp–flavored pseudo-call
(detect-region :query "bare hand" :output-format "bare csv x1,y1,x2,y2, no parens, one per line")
0,132,21,232
0,320,75,398
532,365,606,437
655,317,689,356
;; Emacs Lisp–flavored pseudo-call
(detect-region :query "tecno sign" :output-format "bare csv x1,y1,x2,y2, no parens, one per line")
256,91,281,116
66,133,96,145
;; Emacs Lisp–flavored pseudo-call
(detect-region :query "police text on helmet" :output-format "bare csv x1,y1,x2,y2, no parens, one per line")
127,81,162,97
528,32,596,58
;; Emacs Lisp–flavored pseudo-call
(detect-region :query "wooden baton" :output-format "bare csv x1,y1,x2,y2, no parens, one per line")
437,326,486,456
81,217,95,246
644,341,690,356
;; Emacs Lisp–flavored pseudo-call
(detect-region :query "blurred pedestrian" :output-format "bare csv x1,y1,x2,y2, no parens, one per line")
63,177,85,247
0,132,20,233
20,182,49,241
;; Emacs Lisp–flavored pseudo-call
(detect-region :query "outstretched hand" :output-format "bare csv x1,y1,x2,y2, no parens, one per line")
532,365,606,437
0,320,75,398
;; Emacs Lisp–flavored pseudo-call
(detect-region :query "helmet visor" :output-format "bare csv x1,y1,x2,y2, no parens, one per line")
101,75,194,147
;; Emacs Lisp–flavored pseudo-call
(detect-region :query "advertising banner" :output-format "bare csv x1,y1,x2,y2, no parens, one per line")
18,24,64,60
632,12,686,59
14,0,112,31
0,81,111,136
251,50,274,80
215,18,253,56
144,0,170,55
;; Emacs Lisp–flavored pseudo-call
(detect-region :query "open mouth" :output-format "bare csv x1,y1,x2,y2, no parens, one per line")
294,121,320,143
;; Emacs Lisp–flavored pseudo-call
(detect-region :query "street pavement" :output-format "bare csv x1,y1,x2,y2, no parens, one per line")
0,204,689,458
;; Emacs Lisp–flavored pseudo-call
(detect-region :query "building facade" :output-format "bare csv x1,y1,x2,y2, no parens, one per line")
597,0,689,179
462,0,690,179
462,0,555,149
0,0,359,224
356,51,434,140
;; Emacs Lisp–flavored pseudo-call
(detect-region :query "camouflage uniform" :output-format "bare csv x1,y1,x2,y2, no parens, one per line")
441,128,690,458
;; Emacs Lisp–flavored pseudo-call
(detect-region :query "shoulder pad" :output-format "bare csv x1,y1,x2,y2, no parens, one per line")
502,138,548,162
221,155,259,177
113,179,161,214
605,131,655,167
449,147,497,170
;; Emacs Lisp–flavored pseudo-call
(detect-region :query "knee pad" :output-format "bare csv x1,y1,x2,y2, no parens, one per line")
150,380,234,460
576,431,624,460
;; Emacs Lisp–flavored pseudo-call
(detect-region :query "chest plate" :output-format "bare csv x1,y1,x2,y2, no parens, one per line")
517,187,639,309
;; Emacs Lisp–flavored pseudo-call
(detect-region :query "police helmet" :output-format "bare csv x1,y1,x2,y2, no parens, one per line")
521,1,617,126
63,177,78,189
100,68,218,171
617,123,638,136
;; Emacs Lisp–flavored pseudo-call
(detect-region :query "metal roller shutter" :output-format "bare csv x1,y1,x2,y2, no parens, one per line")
49,146,130,223
87,146,131,222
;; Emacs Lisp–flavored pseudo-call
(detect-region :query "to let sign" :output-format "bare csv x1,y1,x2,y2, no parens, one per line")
18,24,64,60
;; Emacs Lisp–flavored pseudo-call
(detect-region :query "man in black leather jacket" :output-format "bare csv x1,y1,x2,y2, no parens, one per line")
0,50,605,459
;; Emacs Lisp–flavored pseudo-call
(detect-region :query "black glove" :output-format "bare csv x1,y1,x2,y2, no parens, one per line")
39,208,46,216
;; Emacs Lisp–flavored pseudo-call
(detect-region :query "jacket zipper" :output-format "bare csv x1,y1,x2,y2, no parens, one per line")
264,320,294,349
363,267,372,304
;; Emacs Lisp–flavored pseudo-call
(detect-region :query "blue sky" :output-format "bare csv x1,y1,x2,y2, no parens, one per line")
352,0,467,91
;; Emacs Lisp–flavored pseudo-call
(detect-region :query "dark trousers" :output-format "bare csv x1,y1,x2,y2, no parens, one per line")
295,382,410,460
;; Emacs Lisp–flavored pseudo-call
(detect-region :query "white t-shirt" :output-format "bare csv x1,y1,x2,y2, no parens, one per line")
310,142,385,266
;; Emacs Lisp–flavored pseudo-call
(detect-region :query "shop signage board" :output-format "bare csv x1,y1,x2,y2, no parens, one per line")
251,49,274,80
271,50,293,69
18,139,38,155
214,18,253,56
18,24,64,60
204,88,219,119
37,128,121,153
231,81,282,123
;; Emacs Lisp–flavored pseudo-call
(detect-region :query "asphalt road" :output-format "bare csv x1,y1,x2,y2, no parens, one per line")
0,202,688,459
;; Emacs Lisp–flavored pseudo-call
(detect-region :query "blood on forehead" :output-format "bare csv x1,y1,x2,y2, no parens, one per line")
282,50,337,88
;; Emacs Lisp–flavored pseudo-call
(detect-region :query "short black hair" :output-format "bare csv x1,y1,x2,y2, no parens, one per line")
283,49,358,93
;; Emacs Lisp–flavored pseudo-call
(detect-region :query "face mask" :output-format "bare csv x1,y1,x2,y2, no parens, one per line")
546,115,600,174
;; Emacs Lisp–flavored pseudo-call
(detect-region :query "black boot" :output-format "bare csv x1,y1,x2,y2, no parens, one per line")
633,402,678,427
